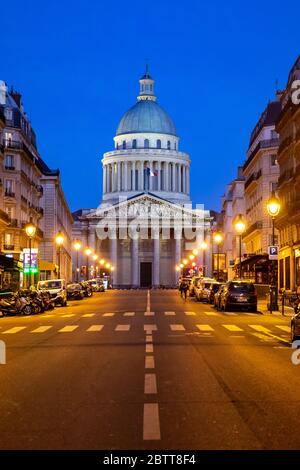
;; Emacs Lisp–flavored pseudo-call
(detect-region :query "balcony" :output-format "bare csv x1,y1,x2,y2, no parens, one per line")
3,244,14,251
277,168,294,188
4,165,15,171
278,135,292,155
4,190,15,198
243,220,263,239
0,209,10,225
3,140,22,150
244,169,262,190
244,138,279,171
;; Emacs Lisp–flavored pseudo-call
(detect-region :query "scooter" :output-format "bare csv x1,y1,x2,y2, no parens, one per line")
0,293,33,316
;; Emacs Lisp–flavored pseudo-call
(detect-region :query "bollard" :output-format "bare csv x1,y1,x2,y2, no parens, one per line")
0,340,6,365
282,291,285,316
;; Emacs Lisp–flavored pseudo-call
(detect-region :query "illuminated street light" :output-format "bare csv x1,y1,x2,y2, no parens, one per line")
183,259,188,265
213,232,223,281
85,247,92,281
55,231,65,279
180,263,184,269
233,214,246,279
189,254,195,261
193,249,199,255
73,240,81,282
24,218,37,287
175,266,180,272
266,192,281,312
106,263,111,269
100,259,105,265
200,241,208,250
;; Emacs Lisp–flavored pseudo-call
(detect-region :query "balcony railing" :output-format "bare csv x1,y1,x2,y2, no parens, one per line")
243,220,263,239
3,244,14,251
278,135,292,154
4,190,15,198
277,168,294,187
244,138,279,171
4,165,15,171
244,169,262,190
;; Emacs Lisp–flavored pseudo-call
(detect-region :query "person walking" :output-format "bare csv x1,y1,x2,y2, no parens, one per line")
179,279,189,300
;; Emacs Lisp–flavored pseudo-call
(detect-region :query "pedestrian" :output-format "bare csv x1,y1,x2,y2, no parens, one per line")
179,279,189,300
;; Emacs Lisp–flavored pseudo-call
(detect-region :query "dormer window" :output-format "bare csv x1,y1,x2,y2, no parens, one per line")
5,108,12,121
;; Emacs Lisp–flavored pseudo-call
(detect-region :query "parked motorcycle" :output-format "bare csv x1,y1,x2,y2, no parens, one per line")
80,281,93,298
0,292,34,316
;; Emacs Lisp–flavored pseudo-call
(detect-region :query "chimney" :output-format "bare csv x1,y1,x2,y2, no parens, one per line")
10,90,22,108
0,81,7,105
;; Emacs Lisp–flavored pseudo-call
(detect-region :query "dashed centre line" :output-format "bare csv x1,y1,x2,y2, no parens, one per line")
165,311,175,316
222,325,244,332
58,326,79,333
196,324,214,332
31,326,52,333
184,311,196,316
82,314,95,318
146,344,154,353
2,327,26,334
87,325,104,332
170,324,186,331
115,324,130,331
143,404,161,440
124,312,135,317
103,313,115,317
145,356,155,369
144,373,157,394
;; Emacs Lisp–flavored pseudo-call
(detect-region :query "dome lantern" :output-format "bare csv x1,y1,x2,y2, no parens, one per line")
138,64,156,102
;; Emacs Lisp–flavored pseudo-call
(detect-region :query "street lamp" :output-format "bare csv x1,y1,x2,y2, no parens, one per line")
199,240,208,276
73,240,81,282
84,248,92,281
233,214,246,280
267,192,281,311
93,254,98,278
24,218,37,287
55,231,65,279
213,232,223,281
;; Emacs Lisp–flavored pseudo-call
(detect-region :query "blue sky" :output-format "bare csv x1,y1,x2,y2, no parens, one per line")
2,0,300,212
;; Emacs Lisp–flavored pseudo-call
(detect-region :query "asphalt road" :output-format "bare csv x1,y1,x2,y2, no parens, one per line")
0,289,299,450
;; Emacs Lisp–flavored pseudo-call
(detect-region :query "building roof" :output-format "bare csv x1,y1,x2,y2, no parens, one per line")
116,99,177,137
249,100,281,147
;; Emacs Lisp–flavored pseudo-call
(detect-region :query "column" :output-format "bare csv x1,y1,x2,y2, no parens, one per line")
149,161,153,191
175,229,182,284
164,162,169,191
110,229,118,286
153,229,160,287
132,161,136,191
172,163,176,192
124,161,128,191
183,166,186,194
178,164,182,193
117,162,121,191
131,236,139,287
103,165,106,194
139,161,144,191
157,161,161,191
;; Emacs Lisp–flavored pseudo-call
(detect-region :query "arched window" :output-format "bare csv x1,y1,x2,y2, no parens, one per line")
144,139,149,149
132,139,137,149
122,140,126,149
156,139,161,149
167,140,171,150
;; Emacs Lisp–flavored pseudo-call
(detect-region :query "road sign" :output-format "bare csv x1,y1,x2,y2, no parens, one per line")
268,246,278,260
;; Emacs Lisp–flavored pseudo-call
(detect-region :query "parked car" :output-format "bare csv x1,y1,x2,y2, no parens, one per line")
189,276,201,297
88,279,105,292
80,281,93,297
208,282,222,304
194,278,218,302
37,279,67,306
219,281,257,312
213,284,226,309
67,283,84,300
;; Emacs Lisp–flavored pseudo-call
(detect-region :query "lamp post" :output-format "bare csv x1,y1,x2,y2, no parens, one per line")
24,218,37,287
55,231,65,279
213,232,223,281
85,248,92,281
267,192,281,311
93,254,98,278
200,240,208,276
233,214,246,280
73,241,81,282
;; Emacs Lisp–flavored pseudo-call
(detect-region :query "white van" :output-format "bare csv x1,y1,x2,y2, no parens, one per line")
37,279,67,306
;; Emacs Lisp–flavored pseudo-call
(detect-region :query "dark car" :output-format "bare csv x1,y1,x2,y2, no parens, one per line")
213,284,226,309
67,283,84,300
208,282,222,304
220,281,257,312
290,294,300,342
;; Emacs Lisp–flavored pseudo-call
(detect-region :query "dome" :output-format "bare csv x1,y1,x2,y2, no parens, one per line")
116,100,177,137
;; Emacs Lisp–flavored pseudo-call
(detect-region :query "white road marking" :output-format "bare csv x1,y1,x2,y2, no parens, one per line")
184,311,196,316
82,313,95,318
124,312,135,316
275,325,290,333
205,311,218,316
197,324,214,332
103,312,115,317
146,344,154,353
144,324,157,332
249,325,271,333
144,311,155,316
146,335,153,343
165,311,175,316
42,314,55,318
115,324,130,331
145,356,155,369
2,327,26,334
31,326,52,333
58,325,79,333
144,373,157,394
87,325,104,332
223,324,244,332
223,312,237,316
170,324,185,331
146,290,151,312
61,314,75,318
143,403,161,440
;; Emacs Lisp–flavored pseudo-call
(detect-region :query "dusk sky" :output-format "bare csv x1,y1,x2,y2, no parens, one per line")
2,0,300,212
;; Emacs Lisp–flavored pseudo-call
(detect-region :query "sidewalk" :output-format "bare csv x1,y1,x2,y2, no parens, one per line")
258,300,294,317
